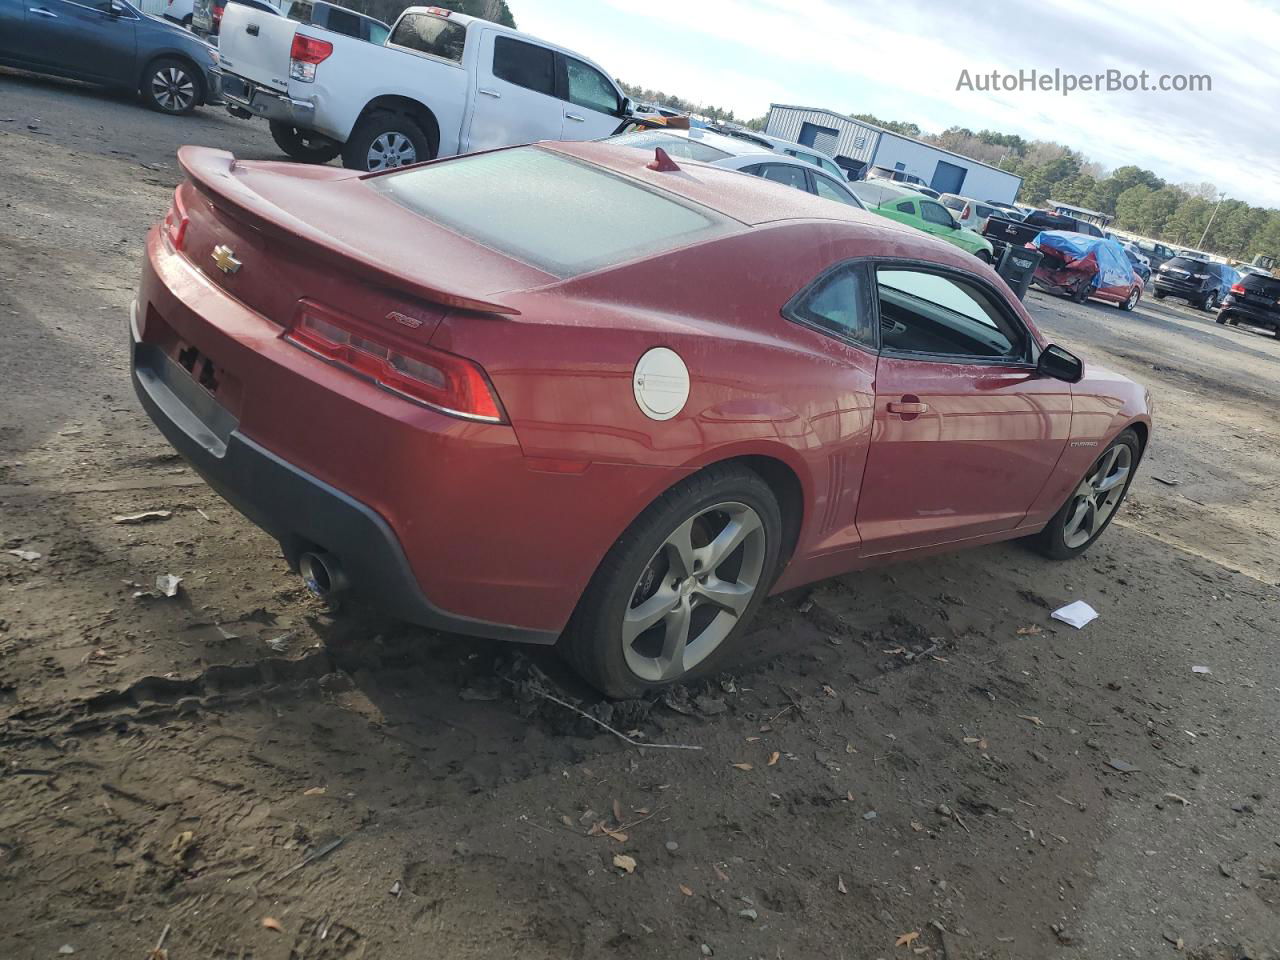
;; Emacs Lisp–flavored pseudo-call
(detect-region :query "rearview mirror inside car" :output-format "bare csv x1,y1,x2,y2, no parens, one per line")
1038,344,1083,383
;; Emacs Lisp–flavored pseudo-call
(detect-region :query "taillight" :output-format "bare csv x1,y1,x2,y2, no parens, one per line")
1230,283,1246,295
961,204,970,220
162,187,188,251
286,303,506,423
211,2,224,23
289,34,333,82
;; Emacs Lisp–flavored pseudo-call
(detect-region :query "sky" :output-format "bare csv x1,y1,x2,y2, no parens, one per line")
515,0,1280,209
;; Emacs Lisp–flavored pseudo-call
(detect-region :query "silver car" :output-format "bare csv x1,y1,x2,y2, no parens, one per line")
608,128,866,211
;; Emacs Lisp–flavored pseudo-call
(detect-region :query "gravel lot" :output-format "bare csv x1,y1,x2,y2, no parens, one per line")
3,70,1279,960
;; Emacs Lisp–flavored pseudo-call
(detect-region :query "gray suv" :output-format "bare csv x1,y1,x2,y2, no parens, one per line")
0,0,221,114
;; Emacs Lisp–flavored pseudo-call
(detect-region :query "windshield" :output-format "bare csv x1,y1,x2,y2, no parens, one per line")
609,131,733,163
374,147,728,278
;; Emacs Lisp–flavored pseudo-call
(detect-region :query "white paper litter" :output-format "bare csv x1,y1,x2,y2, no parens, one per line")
155,573,182,597
7,548,41,562
1050,600,1098,629
1192,665,1212,675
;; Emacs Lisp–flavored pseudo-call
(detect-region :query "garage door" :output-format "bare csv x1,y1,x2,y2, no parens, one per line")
931,160,966,195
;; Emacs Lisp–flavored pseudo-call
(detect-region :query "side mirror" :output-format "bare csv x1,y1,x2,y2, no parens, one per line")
619,96,633,118
107,0,127,14
1038,344,1083,383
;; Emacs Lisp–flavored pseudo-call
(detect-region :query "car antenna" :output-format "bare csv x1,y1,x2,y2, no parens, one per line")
647,147,681,172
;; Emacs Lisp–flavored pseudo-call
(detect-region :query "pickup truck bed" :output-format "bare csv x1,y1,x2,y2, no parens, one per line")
983,210,1105,253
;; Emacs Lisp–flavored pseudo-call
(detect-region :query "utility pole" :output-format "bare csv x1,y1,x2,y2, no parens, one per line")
1198,192,1226,249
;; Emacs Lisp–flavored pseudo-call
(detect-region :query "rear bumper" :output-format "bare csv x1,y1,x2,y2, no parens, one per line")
223,73,316,128
1153,277,1209,299
1219,298,1280,329
130,303,557,644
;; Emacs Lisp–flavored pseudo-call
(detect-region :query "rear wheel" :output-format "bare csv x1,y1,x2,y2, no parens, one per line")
1071,277,1091,303
269,121,342,163
1200,290,1218,311
1033,429,1139,560
975,249,993,265
561,465,782,698
141,57,200,115
1154,289,1166,300
341,111,432,172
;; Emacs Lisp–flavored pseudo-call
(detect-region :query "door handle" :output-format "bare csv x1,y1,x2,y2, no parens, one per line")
30,6,58,16
478,87,501,98
565,112,585,122
887,399,929,416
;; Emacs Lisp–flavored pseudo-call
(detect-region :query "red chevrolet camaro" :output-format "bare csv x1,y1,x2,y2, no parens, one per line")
132,141,1151,696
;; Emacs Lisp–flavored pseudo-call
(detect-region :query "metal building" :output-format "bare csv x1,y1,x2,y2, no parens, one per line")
765,104,1024,204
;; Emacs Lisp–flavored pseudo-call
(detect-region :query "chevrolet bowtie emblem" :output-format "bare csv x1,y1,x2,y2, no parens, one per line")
211,244,241,274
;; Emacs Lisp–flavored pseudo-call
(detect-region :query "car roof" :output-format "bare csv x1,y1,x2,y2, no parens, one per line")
634,127,775,158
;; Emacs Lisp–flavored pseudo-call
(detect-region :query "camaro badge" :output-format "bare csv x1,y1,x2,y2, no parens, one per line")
211,244,241,274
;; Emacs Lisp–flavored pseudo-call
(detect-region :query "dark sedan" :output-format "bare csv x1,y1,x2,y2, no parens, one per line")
0,0,221,114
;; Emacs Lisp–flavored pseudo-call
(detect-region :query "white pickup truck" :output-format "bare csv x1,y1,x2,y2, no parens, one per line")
218,4,632,171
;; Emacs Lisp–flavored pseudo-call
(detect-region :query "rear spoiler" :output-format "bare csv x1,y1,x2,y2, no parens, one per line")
177,146,520,316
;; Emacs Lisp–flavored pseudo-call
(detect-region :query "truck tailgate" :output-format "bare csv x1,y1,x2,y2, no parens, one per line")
219,3,298,93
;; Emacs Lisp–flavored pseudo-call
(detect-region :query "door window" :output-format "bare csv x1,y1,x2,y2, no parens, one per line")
876,268,1027,360
390,12,466,61
493,36,555,95
368,20,389,44
785,264,875,346
812,173,861,208
758,164,808,192
920,201,955,227
564,56,620,114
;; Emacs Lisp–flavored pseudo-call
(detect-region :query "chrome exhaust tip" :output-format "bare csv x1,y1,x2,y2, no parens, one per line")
299,551,349,600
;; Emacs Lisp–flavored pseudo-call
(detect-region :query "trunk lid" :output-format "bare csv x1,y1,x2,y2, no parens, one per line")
218,3,298,92
173,147,555,338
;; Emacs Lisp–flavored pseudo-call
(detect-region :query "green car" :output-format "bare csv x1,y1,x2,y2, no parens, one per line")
849,181,995,263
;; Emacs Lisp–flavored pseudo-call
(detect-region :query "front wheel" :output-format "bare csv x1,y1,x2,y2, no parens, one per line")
1033,429,1139,560
269,121,342,163
141,57,200,115
561,465,782,698
1120,285,1140,311
1071,277,1091,303
1154,290,1166,300
1200,290,1218,311
341,111,432,172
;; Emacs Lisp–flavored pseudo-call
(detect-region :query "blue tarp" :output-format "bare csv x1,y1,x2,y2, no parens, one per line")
1031,231,1134,290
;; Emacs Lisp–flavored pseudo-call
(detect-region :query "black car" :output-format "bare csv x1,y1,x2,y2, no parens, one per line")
1218,272,1280,337
0,0,221,114
1153,256,1237,310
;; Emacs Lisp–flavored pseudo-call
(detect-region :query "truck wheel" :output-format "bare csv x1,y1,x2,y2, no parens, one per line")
1071,278,1091,303
141,57,201,115
269,121,342,164
341,111,432,172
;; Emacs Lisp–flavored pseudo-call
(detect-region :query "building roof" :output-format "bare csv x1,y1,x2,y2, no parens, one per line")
768,104,1023,183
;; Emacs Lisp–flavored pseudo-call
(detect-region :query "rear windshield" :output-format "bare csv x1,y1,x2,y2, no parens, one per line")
1243,273,1280,295
374,147,728,278
389,12,466,62
1025,212,1076,230
609,131,732,164
1166,257,1210,272
939,196,964,211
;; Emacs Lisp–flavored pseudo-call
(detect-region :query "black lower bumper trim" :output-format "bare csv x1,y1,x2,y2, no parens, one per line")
130,327,558,645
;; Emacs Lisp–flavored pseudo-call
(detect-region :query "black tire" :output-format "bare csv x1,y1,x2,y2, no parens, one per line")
1119,285,1140,311
1199,290,1217,311
141,56,201,115
1033,429,1140,561
1153,290,1166,300
340,111,432,172
1071,278,1090,303
1216,310,1230,325
975,249,993,265
269,121,342,163
181,13,192,26
561,464,783,698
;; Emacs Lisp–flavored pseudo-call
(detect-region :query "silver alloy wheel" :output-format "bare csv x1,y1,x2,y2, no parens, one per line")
366,132,417,171
1126,287,1140,309
622,501,767,683
151,66,195,112
1062,443,1133,549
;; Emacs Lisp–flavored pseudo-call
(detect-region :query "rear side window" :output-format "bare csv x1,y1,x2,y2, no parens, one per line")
786,264,874,346
368,21,388,43
609,131,731,163
374,147,728,278
939,196,964,211
493,36,555,95
895,200,916,214
390,12,466,62
565,56,620,115
323,6,361,37
286,0,312,20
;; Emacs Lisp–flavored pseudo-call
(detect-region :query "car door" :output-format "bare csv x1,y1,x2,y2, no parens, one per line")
919,199,960,239
468,30,563,152
559,52,623,140
21,0,137,82
0,0,28,60
856,264,1071,555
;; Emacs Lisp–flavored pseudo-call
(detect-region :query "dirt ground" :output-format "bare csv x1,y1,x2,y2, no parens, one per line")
2,70,1279,960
